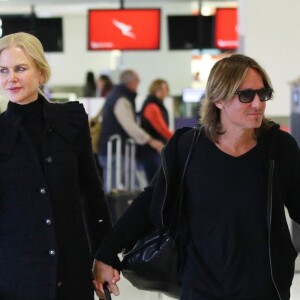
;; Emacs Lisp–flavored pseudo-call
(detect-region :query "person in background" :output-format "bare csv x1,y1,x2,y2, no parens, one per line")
83,70,96,97
98,69,164,192
0,32,111,299
91,74,114,181
92,54,300,300
96,74,114,98
137,79,173,182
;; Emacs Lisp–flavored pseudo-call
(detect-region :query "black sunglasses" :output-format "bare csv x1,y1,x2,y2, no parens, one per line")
234,88,273,103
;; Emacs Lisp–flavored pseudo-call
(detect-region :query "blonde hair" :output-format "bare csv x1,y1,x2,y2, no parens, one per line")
148,79,169,95
200,54,273,142
0,32,51,97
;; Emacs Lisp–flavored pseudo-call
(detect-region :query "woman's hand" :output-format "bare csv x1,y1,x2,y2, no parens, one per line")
92,259,120,299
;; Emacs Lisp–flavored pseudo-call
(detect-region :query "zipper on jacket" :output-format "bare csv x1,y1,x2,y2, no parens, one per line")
159,127,200,229
267,159,282,300
160,148,169,229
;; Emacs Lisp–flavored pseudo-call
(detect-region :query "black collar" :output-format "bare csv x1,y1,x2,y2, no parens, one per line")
0,95,86,154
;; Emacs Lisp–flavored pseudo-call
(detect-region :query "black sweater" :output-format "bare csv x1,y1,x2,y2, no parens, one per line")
8,98,44,168
182,136,277,299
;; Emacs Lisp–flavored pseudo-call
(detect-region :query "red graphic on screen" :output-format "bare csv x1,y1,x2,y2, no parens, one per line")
88,9,160,50
215,8,238,50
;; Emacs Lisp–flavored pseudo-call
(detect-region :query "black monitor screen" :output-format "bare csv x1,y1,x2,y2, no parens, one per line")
0,15,63,52
0,14,31,34
34,18,63,52
167,15,214,50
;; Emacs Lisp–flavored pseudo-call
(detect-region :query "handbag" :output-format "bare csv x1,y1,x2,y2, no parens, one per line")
121,126,201,299
89,107,103,154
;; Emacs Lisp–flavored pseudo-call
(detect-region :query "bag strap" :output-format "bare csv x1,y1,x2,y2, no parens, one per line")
169,125,202,231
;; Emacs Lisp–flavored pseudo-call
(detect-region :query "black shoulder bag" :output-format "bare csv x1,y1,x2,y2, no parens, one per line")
121,126,201,299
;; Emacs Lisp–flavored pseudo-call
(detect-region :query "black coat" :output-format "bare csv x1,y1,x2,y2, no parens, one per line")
0,97,111,300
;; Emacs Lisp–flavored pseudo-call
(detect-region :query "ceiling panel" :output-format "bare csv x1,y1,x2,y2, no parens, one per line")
0,0,236,15
0,0,188,5
0,0,234,6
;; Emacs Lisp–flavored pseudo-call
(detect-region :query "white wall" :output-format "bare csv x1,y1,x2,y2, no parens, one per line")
2,1,298,116
240,0,300,116
43,2,195,99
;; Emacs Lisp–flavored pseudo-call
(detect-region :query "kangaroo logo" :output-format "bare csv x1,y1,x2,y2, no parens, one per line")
112,19,136,39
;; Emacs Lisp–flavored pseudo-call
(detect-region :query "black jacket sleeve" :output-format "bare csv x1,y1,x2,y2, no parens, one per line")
76,104,112,255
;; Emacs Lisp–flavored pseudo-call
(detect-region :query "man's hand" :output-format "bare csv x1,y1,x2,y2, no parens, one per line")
92,259,120,299
148,138,164,153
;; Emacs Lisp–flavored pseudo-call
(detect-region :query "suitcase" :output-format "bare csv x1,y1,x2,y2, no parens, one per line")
105,135,139,224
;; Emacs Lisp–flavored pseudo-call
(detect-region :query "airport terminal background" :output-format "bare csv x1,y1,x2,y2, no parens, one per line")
1,0,300,298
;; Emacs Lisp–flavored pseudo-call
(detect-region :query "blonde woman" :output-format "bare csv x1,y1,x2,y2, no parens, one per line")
137,79,173,182
0,32,111,299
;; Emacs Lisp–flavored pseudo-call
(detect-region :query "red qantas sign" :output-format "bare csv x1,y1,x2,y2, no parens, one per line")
88,9,161,50
215,8,238,50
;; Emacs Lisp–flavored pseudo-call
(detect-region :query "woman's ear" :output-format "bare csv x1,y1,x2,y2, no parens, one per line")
39,71,45,85
215,100,224,109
